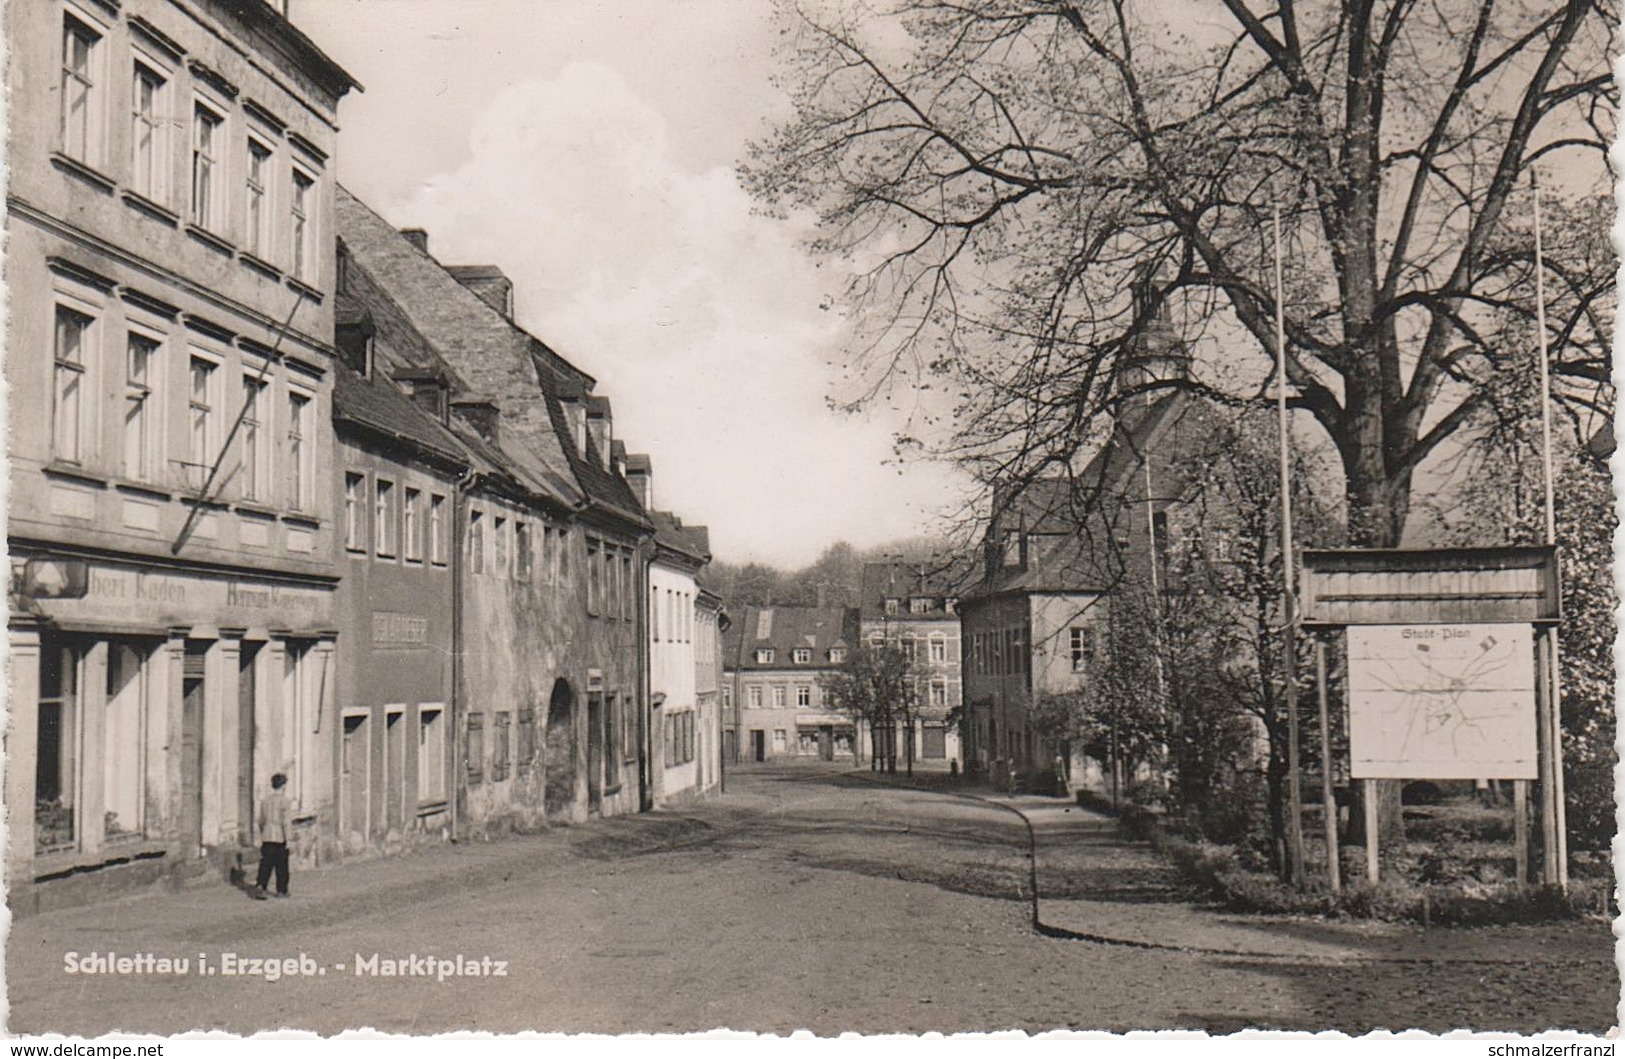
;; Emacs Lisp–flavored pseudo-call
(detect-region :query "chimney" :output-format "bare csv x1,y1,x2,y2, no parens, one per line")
400,228,429,255
585,395,612,471
554,377,588,458
392,367,450,425
625,454,653,511
452,396,500,445
447,265,515,318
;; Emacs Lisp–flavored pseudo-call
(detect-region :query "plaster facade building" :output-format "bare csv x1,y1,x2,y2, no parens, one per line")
724,606,857,762
858,561,965,767
335,187,652,830
5,0,356,911
645,504,717,806
961,389,1215,790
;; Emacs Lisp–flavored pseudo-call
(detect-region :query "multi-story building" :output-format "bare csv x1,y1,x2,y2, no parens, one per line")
335,187,651,828
724,605,857,762
694,583,727,788
858,561,965,767
329,291,476,857
6,0,356,910
960,386,1214,789
644,503,716,806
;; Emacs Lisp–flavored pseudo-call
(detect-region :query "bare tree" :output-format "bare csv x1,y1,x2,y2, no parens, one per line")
744,0,1615,548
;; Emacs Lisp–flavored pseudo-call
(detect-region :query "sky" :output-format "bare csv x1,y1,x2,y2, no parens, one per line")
288,0,971,568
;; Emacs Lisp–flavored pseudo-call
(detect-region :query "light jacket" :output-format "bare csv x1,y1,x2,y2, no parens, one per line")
257,788,291,845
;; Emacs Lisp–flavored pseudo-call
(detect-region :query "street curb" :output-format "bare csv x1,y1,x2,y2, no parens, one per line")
843,770,1606,968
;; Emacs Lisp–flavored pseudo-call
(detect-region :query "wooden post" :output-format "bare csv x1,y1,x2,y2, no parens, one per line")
1513,778,1529,888
1536,628,1559,885
1363,778,1380,885
1316,637,1340,893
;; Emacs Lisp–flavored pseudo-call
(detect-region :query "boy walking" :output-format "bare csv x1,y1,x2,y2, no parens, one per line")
251,773,291,900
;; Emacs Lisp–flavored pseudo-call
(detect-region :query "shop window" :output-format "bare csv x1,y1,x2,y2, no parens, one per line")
103,642,149,839
36,639,82,854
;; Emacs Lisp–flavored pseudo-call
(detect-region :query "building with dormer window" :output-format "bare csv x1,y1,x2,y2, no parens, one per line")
724,605,857,762
858,562,968,767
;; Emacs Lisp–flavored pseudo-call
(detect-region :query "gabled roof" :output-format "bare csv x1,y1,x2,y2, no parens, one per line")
858,560,970,618
651,511,711,567
970,391,1218,599
723,605,857,670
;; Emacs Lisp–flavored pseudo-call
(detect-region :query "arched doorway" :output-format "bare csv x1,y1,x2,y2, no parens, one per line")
544,678,577,815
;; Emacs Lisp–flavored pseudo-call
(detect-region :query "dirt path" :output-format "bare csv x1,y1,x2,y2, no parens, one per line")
6,764,1616,1035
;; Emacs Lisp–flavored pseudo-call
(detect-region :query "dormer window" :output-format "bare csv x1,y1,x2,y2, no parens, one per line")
884,598,899,615
829,648,847,664
910,597,932,614
945,598,959,615
792,648,811,664
755,648,775,665
1001,530,1022,567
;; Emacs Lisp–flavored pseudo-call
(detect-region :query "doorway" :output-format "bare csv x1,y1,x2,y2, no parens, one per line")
180,643,207,856
341,713,369,848
586,692,604,812
386,710,406,833
237,643,258,846
751,729,765,762
544,679,576,815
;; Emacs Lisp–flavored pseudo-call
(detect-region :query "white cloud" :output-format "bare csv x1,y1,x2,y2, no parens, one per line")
389,63,968,566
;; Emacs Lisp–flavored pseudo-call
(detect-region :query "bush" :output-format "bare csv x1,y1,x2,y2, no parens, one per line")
1159,835,1609,924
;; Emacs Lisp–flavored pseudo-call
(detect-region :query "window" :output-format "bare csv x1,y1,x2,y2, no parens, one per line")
722,685,733,709
465,712,484,785
492,711,511,782
104,642,148,839
930,681,948,708
1070,627,1095,672
586,540,601,614
556,528,569,582
772,685,786,708
53,307,93,464
429,494,447,565
188,355,217,475
773,729,787,752
493,516,508,576
514,521,531,581
829,648,846,664
124,334,158,480
604,694,622,778
929,636,947,664
746,685,762,709
240,376,268,502
404,488,422,562
796,685,811,708
287,392,311,510
621,554,634,621
60,15,101,164
245,140,272,258
37,638,82,854
467,510,485,574
344,474,364,551
516,709,535,772
191,102,222,229
650,585,661,641
374,479,396,557
911,597,932,614
418,707,446,803
754,648,774,665
792,648,811,665
291,170,315,281
884,598,899,615
130,62,166,200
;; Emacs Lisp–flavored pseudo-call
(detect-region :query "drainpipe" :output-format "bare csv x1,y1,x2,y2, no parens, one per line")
449,463,476,843
637,531,655,813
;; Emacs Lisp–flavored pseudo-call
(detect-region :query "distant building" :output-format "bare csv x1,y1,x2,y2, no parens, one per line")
857,562,965,766
644,494,719,806
724,606,857,762
961,389,1217,789
5,0,356,910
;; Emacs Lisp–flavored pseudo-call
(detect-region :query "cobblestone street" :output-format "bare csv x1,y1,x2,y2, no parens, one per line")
8,765,1617,1036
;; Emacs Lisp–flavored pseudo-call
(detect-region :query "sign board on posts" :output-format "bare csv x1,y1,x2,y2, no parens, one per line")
1346,623,1538,779
1299,546,1558,627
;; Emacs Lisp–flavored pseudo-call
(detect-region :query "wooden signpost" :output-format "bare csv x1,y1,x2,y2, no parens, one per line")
1298,546,1563,889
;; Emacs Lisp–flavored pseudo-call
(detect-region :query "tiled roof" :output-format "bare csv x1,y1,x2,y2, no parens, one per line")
858,560,973,617
336,186,646,528
723,605,857,670
331,360,471,469
651,511,711,566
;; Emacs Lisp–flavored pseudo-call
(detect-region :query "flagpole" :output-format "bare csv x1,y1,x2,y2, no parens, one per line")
1274,204,1306,888
1531,169,1568,888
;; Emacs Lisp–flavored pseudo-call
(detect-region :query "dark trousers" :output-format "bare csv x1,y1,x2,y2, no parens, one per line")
255,841,289,894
